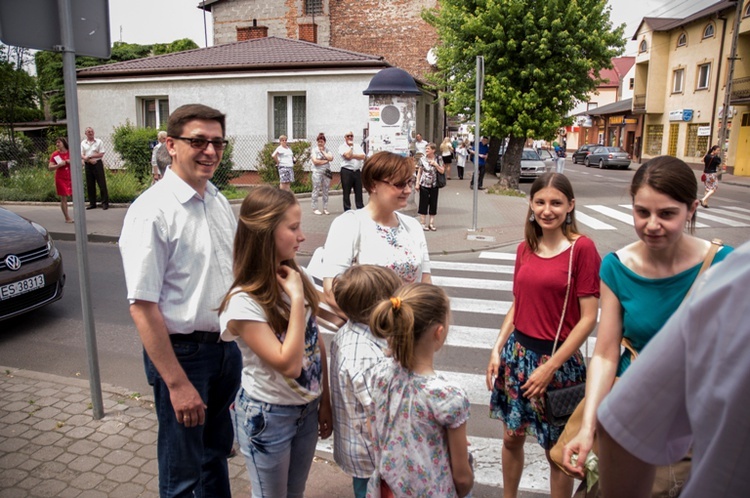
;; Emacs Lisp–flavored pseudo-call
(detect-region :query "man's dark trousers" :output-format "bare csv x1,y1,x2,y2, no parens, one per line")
85,159,109,207
340,168,364,211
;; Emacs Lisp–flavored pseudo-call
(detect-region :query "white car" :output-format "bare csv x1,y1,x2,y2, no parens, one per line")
520,148,548,180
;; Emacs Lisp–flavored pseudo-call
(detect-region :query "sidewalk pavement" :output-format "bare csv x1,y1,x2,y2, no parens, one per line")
0,177,537,498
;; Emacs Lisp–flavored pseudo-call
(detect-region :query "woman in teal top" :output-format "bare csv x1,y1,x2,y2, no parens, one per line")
562,156,733,479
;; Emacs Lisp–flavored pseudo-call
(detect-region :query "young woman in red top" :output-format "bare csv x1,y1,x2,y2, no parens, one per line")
486,172,601,498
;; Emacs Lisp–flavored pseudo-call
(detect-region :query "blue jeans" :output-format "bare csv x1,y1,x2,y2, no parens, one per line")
234,388,320,498
144,340,242,498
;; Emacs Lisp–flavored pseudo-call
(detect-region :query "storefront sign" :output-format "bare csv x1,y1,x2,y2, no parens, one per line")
669,109,694,122
608,116,638,125
697,126,711,136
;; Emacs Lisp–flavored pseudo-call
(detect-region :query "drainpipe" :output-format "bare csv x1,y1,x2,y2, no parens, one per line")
711,12,728,143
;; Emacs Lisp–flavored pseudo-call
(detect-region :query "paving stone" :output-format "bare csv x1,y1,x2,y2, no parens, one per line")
0,451,30,469
100,434,129,450
132,430,157,445
0,437,26,453
66,426,95,440
108,464,139,483
109,482,147,497
29,406,61,419
128,417,156,431
68,454,100,472
15,475,42,490
3,401,30,412
135,444,157,460
17,457,42,472
0,418,30,435
17,428,40,440
76,490,107,498
4,392,29,402
128,455,147,469
92,461,114,475
28,444,64,462
66,414,93,427
34,396,60,407
102,449,133,466
33,460,69,479
33,478,68,497
30,430,64,446
0,468,28,488
90,447,108,458
56,487,82,498
0,487,28,498
63,403,91,416
55,451,76,464
68,439,98,455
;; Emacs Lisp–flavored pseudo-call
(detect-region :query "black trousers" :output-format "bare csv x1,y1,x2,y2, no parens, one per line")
340,168,363,211
418,186,440,216
470,164,485,188
85,160,109,206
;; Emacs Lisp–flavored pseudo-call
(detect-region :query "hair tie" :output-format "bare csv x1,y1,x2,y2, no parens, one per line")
390,297,402,311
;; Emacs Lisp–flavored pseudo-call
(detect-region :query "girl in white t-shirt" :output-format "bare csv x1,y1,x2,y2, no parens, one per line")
218,185,332,497
358,283,474,497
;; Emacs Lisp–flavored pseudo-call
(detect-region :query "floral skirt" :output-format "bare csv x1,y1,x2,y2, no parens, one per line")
489,331,586,449
704,172,718,192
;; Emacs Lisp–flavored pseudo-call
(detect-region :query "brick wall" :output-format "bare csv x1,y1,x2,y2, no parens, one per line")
210,0,437,80
237,26,269,41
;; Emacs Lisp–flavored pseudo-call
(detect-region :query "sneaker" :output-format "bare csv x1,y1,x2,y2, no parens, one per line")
323,209,330,215
313,209,323,215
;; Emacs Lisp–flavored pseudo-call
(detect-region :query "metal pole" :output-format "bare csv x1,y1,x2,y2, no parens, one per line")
718,0,744,168
472,56,484,231
56,0,104,419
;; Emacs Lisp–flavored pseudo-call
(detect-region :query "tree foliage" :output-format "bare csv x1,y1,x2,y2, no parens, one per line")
0,44,44,137
112,121,158,183
423,0,625,188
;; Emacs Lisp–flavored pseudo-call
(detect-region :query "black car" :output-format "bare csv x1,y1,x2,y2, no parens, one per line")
0,207,65,320
571,144,601,164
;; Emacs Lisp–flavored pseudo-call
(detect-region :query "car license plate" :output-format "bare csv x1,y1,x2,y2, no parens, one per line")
0,275,45,300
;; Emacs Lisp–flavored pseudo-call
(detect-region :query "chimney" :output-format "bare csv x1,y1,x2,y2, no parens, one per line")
298,23,318,43
237,19,268,41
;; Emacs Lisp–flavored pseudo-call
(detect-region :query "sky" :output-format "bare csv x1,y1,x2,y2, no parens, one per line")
107,0,718,53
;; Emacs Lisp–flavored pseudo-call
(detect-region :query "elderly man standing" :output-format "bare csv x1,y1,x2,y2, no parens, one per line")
81,127,109,210
119,104,241,498
338,130,366,211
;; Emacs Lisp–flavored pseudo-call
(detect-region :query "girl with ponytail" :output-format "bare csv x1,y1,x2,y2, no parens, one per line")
359,283,474,497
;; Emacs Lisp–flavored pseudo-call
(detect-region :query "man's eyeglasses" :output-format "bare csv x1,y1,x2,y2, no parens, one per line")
383,179,416,190
171,136,229,151
345,134,354,138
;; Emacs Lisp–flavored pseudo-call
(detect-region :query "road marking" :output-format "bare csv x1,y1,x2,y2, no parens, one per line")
706,207,750,222
430,260,515,274
724,205,750,214
693,211,749,227
478,252,516,261
433,275,513,291
575,211,617,230
450,297,511,315
585,204,634,225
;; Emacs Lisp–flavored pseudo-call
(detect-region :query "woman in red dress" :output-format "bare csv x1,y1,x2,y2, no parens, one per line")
49,137,73,223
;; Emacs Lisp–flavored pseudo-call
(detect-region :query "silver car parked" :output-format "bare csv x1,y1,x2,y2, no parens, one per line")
520,148,548,180
584,146,631,169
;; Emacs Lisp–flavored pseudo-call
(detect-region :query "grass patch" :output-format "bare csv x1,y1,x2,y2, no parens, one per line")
487,185,526,197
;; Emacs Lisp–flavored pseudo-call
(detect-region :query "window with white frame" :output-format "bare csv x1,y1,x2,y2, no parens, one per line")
677,33,687,47
587,102,598,111
140,97,169,129
703,23,715,39
697,63,711,90
272,94,306,140
673,68,684,93
639,39,647,53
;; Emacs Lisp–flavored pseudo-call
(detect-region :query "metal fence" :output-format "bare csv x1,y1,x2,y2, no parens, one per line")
1,132,360,202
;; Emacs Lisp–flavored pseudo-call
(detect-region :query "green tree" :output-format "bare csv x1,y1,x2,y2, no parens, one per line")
423,0,625,189
0,44,43,138
112,121,158,183
152,38,200,55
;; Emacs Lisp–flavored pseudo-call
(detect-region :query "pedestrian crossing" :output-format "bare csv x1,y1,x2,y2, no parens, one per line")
313,252,592,494
575,202,749,230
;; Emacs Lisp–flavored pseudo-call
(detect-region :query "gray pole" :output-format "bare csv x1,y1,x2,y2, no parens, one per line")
718,0,744,167
56,0,104,419
472,56,484,231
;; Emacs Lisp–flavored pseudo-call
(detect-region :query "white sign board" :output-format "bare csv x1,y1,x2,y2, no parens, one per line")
697,126,711,136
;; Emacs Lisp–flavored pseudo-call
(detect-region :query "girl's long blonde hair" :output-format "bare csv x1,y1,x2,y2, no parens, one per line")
218,186,318,334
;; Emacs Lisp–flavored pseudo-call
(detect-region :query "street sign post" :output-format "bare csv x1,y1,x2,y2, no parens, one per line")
0,0,110,420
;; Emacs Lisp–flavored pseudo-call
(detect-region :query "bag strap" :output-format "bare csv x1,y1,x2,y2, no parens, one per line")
551,238,578,356
620,238,722,360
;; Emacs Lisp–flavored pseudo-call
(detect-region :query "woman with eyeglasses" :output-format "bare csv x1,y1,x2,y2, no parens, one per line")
321,151,431,313
272,135,295,191
416,143,445,231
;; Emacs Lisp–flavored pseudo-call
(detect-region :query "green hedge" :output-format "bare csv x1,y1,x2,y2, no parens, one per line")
256,141,312,193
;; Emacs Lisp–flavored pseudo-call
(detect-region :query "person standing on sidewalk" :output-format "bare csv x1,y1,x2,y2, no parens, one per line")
81,127,109,210
554,141,566,174
119,104,241,498
311,132,333,215
470,136,489,190
338,131,365,211
48,137,73,223
272,135,295,191
416,143,445,231
456,139,469,180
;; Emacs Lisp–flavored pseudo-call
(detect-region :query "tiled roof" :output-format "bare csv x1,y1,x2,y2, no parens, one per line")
631,1,734,40
612,57,635,77
631,17,681,40
77,36,388,78
585,98,633,116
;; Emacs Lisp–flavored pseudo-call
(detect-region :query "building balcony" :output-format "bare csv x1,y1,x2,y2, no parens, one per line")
633,94,646,113
730,76,750,105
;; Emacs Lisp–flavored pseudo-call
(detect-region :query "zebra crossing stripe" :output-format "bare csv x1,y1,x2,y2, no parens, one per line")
430,260,515,274
433,275,513,291
450,296,511,315
724,206,750,214
585,204,634,225
694,211,749,227
575,211,617,230
705,207,750,222
478,252,516,261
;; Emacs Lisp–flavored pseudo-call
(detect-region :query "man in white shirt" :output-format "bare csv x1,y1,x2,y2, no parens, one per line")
80,127,109,210
338,130,366,211
414,133,428,156
119,104,241,498
596,241,750,498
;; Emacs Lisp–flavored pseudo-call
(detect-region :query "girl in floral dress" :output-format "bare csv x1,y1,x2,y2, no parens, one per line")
358,283,474,498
